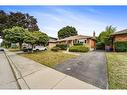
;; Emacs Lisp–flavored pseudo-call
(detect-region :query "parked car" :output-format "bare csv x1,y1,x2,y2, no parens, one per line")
23,46,47,52
22,47,32,52
0,48,4,51
33,46,47,51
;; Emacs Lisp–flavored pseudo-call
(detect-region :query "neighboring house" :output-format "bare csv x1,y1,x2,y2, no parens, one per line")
48,37,58,48
48,32,96,50
111,29,127,42
110,29,127,51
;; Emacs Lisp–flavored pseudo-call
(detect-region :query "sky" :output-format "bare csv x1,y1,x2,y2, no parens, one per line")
0,6,127,38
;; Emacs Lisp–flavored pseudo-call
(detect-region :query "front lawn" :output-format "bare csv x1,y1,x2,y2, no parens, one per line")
106,52,127,89
20,50,76,68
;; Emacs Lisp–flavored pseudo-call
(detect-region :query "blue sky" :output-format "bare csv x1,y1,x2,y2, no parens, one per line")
0,6,127,37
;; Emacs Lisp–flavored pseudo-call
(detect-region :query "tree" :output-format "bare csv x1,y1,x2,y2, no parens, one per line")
98,25,116,45
24,32,37,48
8,12,39,32
2,26,26,50
0,10,39,36
58,26,78,39
0,10,8,36
35,31,49,46
24,31,49,49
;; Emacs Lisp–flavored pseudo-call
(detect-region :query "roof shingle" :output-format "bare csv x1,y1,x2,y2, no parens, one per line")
57,35,92,42
112,29,127,35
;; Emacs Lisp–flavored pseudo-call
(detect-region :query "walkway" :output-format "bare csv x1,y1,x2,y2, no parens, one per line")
0,51,19,89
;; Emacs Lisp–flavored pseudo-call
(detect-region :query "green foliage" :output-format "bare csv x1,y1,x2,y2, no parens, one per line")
0,10,39,36
56,44,68,50
96,42,105,50
69,45,89,52
114,41,127,52
2,26,26,49
0,10,8,36
8,12,39,32
24,31,49,48
24,31,37,46
73,43,83,46
35,31,49,45
58,26,78,39
97,25,116,45
51,46,61,52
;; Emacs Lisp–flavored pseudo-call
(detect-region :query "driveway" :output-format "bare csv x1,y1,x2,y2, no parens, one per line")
54,51,108,89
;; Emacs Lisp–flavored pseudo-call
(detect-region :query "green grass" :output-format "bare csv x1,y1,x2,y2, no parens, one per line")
20,50,76,68
106,52,127,89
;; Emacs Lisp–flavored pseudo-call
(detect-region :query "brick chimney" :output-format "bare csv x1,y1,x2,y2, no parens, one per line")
93,31,95,37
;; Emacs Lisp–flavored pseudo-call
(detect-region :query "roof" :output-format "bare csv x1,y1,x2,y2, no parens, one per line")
111,29,127,35
49,36,57,40
57,35,93,42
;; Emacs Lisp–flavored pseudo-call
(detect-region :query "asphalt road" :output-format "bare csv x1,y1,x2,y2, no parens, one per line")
0,51,19,89
54,51,108,89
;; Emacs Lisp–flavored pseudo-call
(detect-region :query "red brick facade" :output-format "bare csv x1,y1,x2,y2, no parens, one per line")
114,34,127,42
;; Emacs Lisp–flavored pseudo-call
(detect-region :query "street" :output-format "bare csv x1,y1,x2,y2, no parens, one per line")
0,51,19,89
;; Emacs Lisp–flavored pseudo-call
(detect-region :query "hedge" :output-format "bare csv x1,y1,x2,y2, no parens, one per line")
69,45,89,52
96,42,105,50
51,46,61,52
56,44,68,50
73,43,83,46
114,41,127,52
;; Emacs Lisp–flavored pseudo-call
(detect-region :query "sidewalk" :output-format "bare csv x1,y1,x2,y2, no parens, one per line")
6,51,98,89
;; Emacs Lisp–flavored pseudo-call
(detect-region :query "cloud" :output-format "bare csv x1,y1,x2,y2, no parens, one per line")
30,7,108,37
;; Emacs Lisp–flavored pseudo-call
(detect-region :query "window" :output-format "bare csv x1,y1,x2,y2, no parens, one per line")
78,39,84,43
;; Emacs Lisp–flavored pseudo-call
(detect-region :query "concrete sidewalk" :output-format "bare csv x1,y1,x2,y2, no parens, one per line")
6,51,98,89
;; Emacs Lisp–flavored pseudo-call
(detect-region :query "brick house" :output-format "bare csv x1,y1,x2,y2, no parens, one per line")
48,32,96,50
111,29,127,51
111,29,127,41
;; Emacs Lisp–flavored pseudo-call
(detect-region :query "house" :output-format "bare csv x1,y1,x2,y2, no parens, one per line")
48,37,58,48
49,36,57,42
111,29,127,42
48,32,96,50
111,29,127,51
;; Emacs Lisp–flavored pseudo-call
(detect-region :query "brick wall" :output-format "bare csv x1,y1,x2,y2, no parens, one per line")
87,39,96,49
114,34,127,41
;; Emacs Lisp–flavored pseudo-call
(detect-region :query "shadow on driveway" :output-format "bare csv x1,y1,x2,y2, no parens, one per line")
54,51,108,89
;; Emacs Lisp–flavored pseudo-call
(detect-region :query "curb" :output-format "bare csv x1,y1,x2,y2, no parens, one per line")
4,51,30,89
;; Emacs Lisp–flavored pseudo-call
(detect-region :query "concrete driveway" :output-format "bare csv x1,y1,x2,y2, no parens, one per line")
54,51,108,89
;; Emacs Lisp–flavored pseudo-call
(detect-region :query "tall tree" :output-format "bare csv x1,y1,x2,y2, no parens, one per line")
0,10,8,36
8,12,39,32
25,14,39,32
58,26,78,39
0,10,39,36
98,25,116,45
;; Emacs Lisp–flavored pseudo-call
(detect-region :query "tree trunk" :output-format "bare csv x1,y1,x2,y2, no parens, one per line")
19,42,22,50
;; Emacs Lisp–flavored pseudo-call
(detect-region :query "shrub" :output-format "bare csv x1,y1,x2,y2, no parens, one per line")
69,45,89,52
73,43,83,46
56,44,68,50
96,42,105,50
114,41,127,52
51,46,61,52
